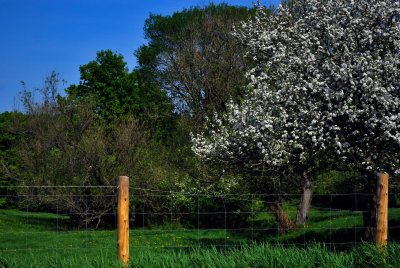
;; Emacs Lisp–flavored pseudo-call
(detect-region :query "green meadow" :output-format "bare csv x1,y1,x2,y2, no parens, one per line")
1,205,400,267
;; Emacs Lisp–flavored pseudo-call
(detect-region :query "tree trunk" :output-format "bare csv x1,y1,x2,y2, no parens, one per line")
361,171,377,241
363,195,377,241
296,170,313,226
268,200,294,235
361,188,377,241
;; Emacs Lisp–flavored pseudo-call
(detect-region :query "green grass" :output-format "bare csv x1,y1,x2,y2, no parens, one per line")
2,242,400,267
1,206,400,267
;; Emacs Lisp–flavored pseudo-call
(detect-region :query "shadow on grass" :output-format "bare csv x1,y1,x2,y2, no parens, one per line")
1,214,71,231
307,211,361,223
389,217,400,242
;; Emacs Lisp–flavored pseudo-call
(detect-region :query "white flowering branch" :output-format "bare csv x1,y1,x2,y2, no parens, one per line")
192,0,400,178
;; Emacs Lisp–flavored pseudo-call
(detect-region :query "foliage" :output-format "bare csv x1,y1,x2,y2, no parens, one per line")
133,3,264,217
67,50,175,140
7,72,151,226
66,49,130,120
0,111,27,207
136,3,257,126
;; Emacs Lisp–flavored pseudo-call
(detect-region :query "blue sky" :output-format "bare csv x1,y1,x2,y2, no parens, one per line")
0,0,280,112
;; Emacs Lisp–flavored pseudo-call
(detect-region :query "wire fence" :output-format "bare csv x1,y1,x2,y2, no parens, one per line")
0,185,400,254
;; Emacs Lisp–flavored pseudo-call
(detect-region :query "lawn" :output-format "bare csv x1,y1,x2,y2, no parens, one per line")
0,204,400,267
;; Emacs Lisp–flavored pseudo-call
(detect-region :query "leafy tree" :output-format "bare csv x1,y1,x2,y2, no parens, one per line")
67,50,127,119
136,3,257,127
135,4,261,207
67,50,175,140
193,0,400,235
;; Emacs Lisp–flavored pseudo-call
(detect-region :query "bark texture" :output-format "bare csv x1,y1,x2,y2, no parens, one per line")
269,201,294,234
296,170,313,225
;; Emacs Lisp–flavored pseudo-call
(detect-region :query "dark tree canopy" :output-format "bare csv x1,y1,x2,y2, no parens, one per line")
135,3,258,126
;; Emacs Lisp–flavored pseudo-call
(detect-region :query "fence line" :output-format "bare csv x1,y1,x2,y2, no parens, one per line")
0,181,397,259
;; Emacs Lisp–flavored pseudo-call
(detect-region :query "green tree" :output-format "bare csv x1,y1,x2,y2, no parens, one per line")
134,4,259,198
67,50,175,140
67,50,128,119
136,3,257,127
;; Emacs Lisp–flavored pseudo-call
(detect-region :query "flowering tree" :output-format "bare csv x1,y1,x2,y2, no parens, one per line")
192,0,400,232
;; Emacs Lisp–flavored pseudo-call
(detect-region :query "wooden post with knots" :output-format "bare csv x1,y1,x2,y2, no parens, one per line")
376,173,388,248
118,176,129,265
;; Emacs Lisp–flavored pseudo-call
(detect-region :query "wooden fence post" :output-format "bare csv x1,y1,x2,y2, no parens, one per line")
376,173,388,247
118,176,129,266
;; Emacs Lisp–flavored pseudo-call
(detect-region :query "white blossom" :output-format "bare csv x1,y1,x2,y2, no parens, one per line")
192,0,400,175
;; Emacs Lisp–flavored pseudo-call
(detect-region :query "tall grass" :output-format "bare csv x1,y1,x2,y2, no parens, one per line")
1,243,399,267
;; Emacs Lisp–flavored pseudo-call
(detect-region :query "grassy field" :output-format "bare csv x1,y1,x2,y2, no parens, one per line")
1,204,400,267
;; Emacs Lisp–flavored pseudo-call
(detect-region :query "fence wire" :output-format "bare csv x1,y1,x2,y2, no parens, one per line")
0,185,399,254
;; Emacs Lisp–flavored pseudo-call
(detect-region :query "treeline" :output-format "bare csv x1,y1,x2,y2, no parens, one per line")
0,3,257,228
